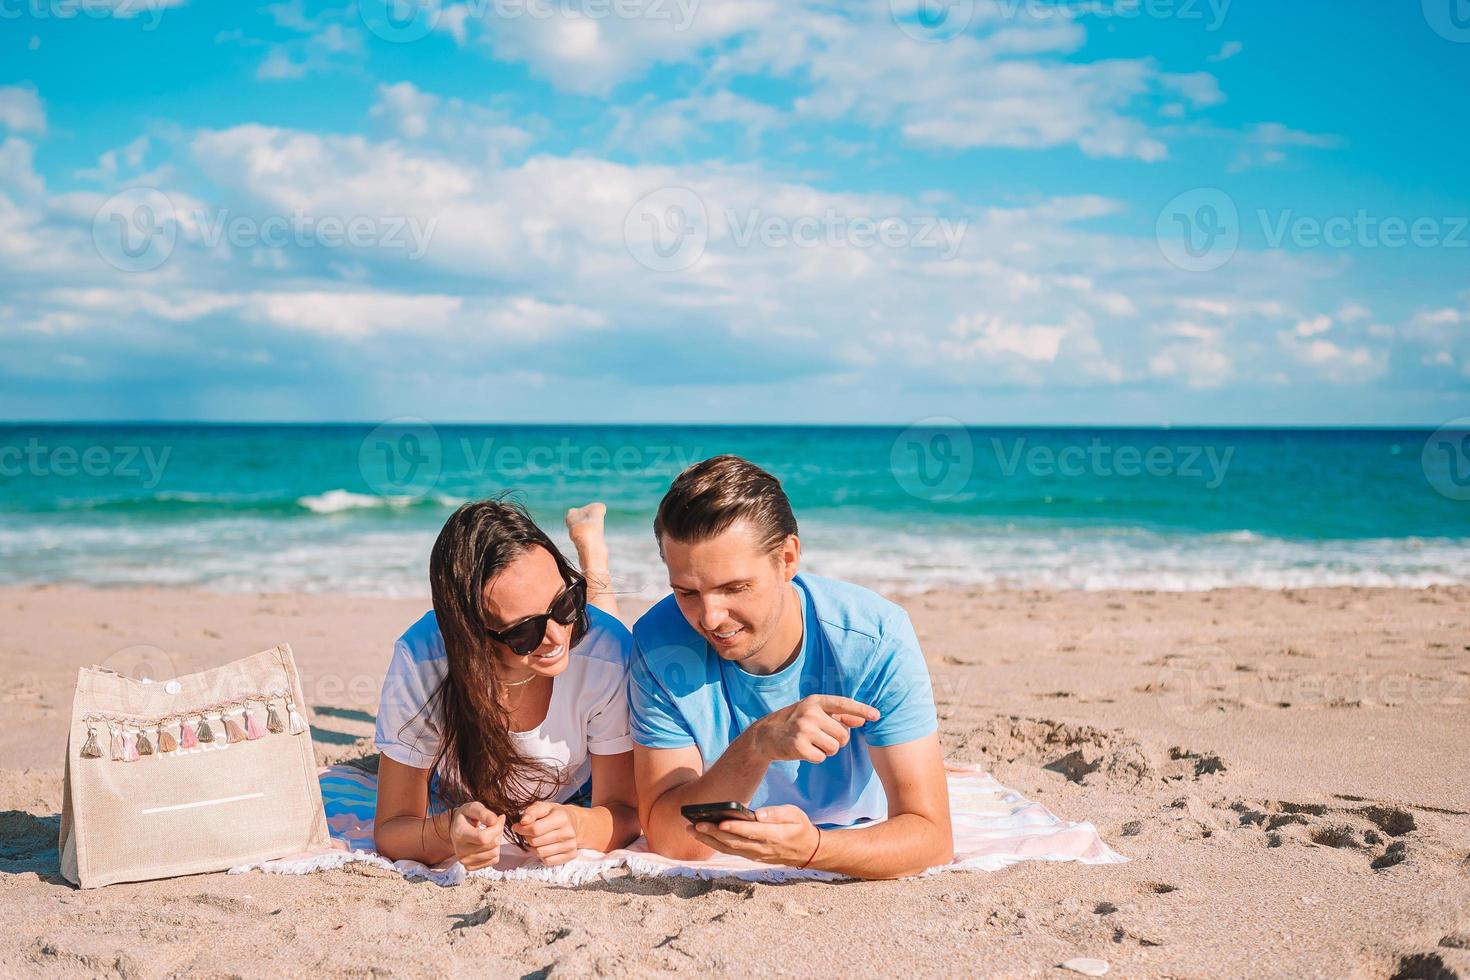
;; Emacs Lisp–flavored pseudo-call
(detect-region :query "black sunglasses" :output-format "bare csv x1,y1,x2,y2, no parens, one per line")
485,572,586,656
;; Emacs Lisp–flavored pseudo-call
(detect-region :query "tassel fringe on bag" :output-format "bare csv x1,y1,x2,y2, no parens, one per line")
243,708,266,740
79,688,302,764
80,724,103,759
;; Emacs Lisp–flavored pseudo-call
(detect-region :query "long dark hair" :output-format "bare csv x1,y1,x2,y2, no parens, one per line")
421,498,587,823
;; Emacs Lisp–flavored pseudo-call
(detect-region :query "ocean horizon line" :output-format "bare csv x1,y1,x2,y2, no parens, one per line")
0,420,1450,433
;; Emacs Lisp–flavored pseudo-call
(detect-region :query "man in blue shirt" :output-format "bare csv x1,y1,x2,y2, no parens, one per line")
630,455,953,879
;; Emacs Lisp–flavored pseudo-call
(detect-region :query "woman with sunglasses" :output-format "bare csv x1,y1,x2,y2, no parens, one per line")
372,498,640,870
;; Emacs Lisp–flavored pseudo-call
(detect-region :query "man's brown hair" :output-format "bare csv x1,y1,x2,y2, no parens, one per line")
654,454,798,553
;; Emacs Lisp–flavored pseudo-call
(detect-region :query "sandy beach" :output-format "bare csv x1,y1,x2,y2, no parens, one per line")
1,583,1467,978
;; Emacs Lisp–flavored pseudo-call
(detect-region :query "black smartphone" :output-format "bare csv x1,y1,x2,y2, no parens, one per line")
681,801,758,825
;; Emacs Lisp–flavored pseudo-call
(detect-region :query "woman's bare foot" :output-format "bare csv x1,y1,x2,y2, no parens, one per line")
565,503,618,616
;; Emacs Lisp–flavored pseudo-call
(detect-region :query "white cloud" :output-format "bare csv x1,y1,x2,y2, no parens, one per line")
370,82,533,163
1294,315,1332,337
1149,343,1232,389
1277,331,1386,383
791,21,1220,161
6,116,1466,409
1231,122,1343,171
1207,40,1243,63
466,0,756,95
0,86,45,135
606,91,784,152
943,314,1070,363
436,3,1221,161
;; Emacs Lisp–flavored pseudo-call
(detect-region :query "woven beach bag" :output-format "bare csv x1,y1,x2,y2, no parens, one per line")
59,644,329,888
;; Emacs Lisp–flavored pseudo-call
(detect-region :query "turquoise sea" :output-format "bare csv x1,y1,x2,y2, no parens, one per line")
1,424,1467,596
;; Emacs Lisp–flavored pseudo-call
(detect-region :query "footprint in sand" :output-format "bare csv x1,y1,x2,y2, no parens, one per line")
1225,798,1421,870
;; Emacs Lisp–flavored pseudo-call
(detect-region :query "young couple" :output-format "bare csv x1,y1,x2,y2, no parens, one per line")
372,455,953,879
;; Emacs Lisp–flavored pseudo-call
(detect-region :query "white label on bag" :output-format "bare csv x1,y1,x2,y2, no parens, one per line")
140,792,265,815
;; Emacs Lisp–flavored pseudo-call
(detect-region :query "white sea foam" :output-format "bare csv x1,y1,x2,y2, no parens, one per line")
0,520,1466,597
294,489,464,514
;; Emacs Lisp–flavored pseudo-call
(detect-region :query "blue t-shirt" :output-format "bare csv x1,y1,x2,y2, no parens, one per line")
629,573,937,827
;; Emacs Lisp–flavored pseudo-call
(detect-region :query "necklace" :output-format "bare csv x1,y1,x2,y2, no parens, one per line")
500,672,538,689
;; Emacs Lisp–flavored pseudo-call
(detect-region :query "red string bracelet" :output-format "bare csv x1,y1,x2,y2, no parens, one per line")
799,827,822,870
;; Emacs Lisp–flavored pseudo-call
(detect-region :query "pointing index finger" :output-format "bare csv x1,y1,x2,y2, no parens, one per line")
814,695,880,722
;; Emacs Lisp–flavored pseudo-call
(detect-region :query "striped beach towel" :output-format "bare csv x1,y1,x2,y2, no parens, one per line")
232,762,1126,886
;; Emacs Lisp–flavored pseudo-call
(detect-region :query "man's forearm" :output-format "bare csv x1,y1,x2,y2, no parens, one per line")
645,730,772,859
808,812,953,879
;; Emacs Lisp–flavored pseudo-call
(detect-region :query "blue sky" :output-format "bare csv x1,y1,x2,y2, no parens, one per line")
1,0,1467,425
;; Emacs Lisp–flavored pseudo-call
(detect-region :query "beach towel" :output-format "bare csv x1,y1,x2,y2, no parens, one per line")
230,762,1126,885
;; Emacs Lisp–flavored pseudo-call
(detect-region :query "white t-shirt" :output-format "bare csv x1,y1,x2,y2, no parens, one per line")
373,605,634,804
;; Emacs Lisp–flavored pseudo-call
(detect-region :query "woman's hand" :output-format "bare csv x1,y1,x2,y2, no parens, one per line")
687,805,821,867
512,801,582,866
450,801,506,871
